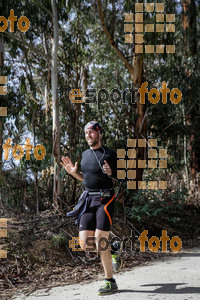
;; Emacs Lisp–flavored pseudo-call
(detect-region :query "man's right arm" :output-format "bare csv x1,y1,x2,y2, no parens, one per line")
61,156,83,182
71,171,83,182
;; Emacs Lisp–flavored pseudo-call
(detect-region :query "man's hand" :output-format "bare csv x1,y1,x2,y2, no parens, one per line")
61,156,78,175
103,160,112,176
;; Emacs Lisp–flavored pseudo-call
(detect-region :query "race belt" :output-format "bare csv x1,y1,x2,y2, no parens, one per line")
88,190,113,197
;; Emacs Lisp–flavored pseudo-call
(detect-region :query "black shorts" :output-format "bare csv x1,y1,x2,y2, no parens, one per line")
79,192,115,232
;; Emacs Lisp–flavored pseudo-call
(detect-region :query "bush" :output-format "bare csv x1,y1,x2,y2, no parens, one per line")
124,189,188,224
51,233,68,249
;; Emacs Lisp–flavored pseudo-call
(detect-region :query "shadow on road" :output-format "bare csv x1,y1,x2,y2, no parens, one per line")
117,283,200,295
175,252,200,257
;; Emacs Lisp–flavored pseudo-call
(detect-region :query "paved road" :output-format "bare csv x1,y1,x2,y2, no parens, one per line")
14,247,200,300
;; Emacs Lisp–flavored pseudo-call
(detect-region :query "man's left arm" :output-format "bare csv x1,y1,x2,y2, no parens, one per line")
103,151,117,179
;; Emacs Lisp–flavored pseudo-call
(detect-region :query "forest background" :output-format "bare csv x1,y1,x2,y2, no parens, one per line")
0,0,200,297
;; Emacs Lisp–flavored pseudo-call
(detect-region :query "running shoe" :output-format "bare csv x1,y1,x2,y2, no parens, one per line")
98,279,118,295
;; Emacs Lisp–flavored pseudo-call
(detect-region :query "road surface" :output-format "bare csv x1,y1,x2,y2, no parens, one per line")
14,246,200,300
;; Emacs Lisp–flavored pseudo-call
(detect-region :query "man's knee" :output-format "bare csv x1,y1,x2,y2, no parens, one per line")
95,231,110,253
79,233,96,251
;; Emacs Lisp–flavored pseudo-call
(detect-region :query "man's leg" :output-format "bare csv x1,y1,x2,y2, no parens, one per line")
79,230,95,251
95,229,112,279
95,229,118,295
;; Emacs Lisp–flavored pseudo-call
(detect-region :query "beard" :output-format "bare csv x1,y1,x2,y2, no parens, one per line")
87,136,99,147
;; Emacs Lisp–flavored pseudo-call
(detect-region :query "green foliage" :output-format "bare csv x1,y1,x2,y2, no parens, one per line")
51,233,68,249
125,189,188,224
1,0,200,212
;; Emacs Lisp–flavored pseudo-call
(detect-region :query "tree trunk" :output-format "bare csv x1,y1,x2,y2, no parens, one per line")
132,54,146,186
182,0,199,198
0,120,4,170
82,68,89,122
43,33,50,123
182,104,189,190
0,34,5,169
51,0,60,208
97,0,146,188
34,173,39,214
0,23,6,209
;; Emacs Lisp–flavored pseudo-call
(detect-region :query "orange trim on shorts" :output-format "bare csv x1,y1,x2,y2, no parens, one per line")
104,194,115,226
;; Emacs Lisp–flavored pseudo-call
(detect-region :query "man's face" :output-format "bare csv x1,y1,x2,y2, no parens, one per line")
85,129,100,147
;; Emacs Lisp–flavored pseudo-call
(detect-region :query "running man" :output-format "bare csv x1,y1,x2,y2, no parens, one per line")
61,121,121,295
